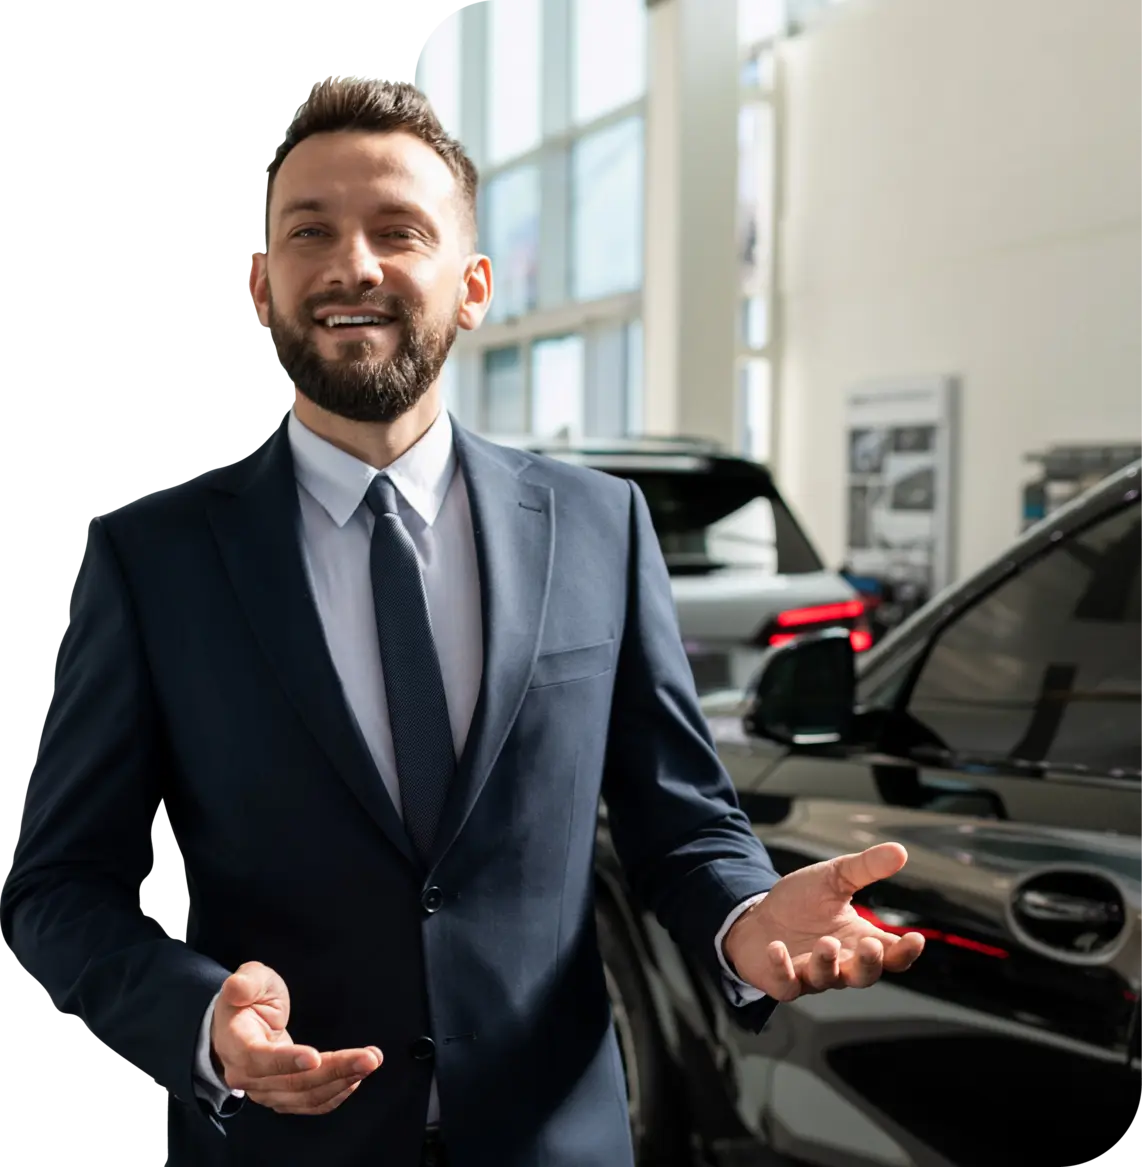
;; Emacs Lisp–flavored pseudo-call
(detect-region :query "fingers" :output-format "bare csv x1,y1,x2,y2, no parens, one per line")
762,941,804,1002
797,936,842,992
839,936,884,988
830,842,909,897
882,931,926,973
232,1045,382,1093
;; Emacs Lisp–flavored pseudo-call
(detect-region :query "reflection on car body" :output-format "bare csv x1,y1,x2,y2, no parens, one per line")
594,460,1141,1167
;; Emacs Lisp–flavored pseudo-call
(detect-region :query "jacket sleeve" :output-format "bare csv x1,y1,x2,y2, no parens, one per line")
601,481,780,1033
0,518,232,1124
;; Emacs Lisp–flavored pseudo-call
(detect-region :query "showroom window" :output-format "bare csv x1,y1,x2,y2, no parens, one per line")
487,0,542,166
482,164,541,322
571,116,644,301
417,0,647,438
573,0,647,126
483,347,527,434
531,334,585,437
907,503,1142,777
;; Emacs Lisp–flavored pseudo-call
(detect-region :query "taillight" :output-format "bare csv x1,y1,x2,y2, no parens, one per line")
759,598,872,652
850,627,874,653
775,599,864,628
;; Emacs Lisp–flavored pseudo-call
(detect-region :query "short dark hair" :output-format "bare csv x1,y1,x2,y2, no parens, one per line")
265,77,479,247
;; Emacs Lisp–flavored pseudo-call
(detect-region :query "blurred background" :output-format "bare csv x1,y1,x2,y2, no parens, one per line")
413,0,1139,643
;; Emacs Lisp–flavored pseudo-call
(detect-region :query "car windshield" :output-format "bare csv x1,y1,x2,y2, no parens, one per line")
598,462,825,576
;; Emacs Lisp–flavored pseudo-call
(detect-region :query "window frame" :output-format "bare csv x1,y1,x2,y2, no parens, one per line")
873,499,1142,778
419,0,647,436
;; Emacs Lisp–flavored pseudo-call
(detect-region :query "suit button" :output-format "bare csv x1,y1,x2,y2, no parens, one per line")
410,1036,436,1063
422,886,444,914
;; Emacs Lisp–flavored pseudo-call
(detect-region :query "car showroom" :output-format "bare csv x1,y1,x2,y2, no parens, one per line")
6,2,1133,1167
413,1,1140,1165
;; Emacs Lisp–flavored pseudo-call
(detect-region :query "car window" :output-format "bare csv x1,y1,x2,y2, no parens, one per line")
905,501,1141,777
611,466,824,576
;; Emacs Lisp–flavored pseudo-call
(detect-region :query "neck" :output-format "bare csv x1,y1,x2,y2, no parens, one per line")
292,386,444,470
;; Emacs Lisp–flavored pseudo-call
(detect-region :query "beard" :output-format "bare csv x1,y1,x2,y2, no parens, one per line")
268,285,458,423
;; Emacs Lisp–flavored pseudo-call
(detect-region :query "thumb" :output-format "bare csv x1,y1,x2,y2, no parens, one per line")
830,842,909,897
220,961,286,1013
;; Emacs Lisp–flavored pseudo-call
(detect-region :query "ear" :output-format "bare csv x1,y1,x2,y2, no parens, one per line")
456,255,493,332
250,253,271,328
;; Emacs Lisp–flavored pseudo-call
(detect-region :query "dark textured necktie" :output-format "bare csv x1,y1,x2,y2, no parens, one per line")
364,474,455,862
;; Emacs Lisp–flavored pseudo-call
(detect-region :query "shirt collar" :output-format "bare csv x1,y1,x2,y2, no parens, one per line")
287,407,457,529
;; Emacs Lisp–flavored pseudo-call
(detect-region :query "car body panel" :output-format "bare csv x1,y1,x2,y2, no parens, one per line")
598,462,1141,1166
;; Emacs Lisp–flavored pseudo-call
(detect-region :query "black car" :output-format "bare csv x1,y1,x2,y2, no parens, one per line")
595,461,1141,1167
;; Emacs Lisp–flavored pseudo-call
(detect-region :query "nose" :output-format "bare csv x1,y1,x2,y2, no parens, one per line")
321,228,384,290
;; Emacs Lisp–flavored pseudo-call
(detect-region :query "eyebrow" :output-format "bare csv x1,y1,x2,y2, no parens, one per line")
277,196,432,220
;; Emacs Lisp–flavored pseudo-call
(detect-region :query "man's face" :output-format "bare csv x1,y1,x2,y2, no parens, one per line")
250,130,490,423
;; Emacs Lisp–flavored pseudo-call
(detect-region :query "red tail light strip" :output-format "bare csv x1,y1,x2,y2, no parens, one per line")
854,904,1009,959
768,629,873,652
776,599,865,628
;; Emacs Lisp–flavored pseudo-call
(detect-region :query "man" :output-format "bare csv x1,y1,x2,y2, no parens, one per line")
1,78,923,1167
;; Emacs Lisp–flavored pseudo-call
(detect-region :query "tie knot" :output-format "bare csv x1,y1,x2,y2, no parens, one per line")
365,474,399,517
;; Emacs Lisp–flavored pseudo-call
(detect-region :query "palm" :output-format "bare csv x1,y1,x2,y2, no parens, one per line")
725,842,925,1000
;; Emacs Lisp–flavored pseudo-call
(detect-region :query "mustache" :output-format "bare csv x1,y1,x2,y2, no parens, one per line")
304,291,411,322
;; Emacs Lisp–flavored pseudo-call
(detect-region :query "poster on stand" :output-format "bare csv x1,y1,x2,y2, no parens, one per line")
844,376,958,601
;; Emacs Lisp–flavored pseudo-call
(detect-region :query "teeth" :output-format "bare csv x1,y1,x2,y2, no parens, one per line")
324,315,386,327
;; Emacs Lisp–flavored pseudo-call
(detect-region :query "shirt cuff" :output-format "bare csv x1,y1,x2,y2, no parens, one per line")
715,892,769,1006
193,988,246,1111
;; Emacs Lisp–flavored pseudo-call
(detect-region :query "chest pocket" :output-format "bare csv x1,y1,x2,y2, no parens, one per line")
528,639,616,690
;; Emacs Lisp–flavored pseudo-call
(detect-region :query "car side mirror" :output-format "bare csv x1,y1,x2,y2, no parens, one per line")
743,628,856,746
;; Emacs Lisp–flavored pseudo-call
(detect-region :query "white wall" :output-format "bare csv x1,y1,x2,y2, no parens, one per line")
776,0,1141,578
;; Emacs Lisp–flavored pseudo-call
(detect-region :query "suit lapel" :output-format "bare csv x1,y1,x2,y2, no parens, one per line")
205,416,420,871
430,422,555,867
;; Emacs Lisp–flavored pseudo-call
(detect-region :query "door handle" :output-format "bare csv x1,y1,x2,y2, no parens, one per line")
1015,889,1118,924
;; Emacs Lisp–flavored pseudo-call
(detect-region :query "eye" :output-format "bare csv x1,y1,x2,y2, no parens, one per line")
292,227,328,239
382,229,418,241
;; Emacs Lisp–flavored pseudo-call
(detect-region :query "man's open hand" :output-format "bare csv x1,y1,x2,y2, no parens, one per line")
724,842,926,1001
211,961,383,1116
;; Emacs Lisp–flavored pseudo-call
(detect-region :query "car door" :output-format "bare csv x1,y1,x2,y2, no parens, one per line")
722,497,1141,1167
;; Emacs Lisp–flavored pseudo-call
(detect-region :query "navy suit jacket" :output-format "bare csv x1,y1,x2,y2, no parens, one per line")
2,416,779,1166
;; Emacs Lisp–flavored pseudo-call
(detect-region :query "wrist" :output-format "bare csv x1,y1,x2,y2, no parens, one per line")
723,898,765,974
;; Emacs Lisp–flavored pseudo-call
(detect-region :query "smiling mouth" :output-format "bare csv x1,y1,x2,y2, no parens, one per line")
318,314,398,330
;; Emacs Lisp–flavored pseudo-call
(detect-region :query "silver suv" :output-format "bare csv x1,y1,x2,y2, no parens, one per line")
494,434,867,695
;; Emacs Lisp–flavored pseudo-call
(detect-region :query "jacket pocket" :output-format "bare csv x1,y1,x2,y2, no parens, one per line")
528,639,615,690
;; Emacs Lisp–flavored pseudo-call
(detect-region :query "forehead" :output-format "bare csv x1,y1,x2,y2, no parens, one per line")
270,129,461,226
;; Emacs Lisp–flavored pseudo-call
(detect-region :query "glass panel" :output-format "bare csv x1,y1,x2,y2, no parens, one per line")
415,10,462,139
625,318,644,435
738,0,787,45
573,0,647,125
739,358,772,462
738,102,774,293
740,45,775,91
908,503,1142,776
614,467,779,575
531,334,585,437
487,0,542,165
740,295,768,349
572,116,644,301
482,164,541,322
483,346,527,433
